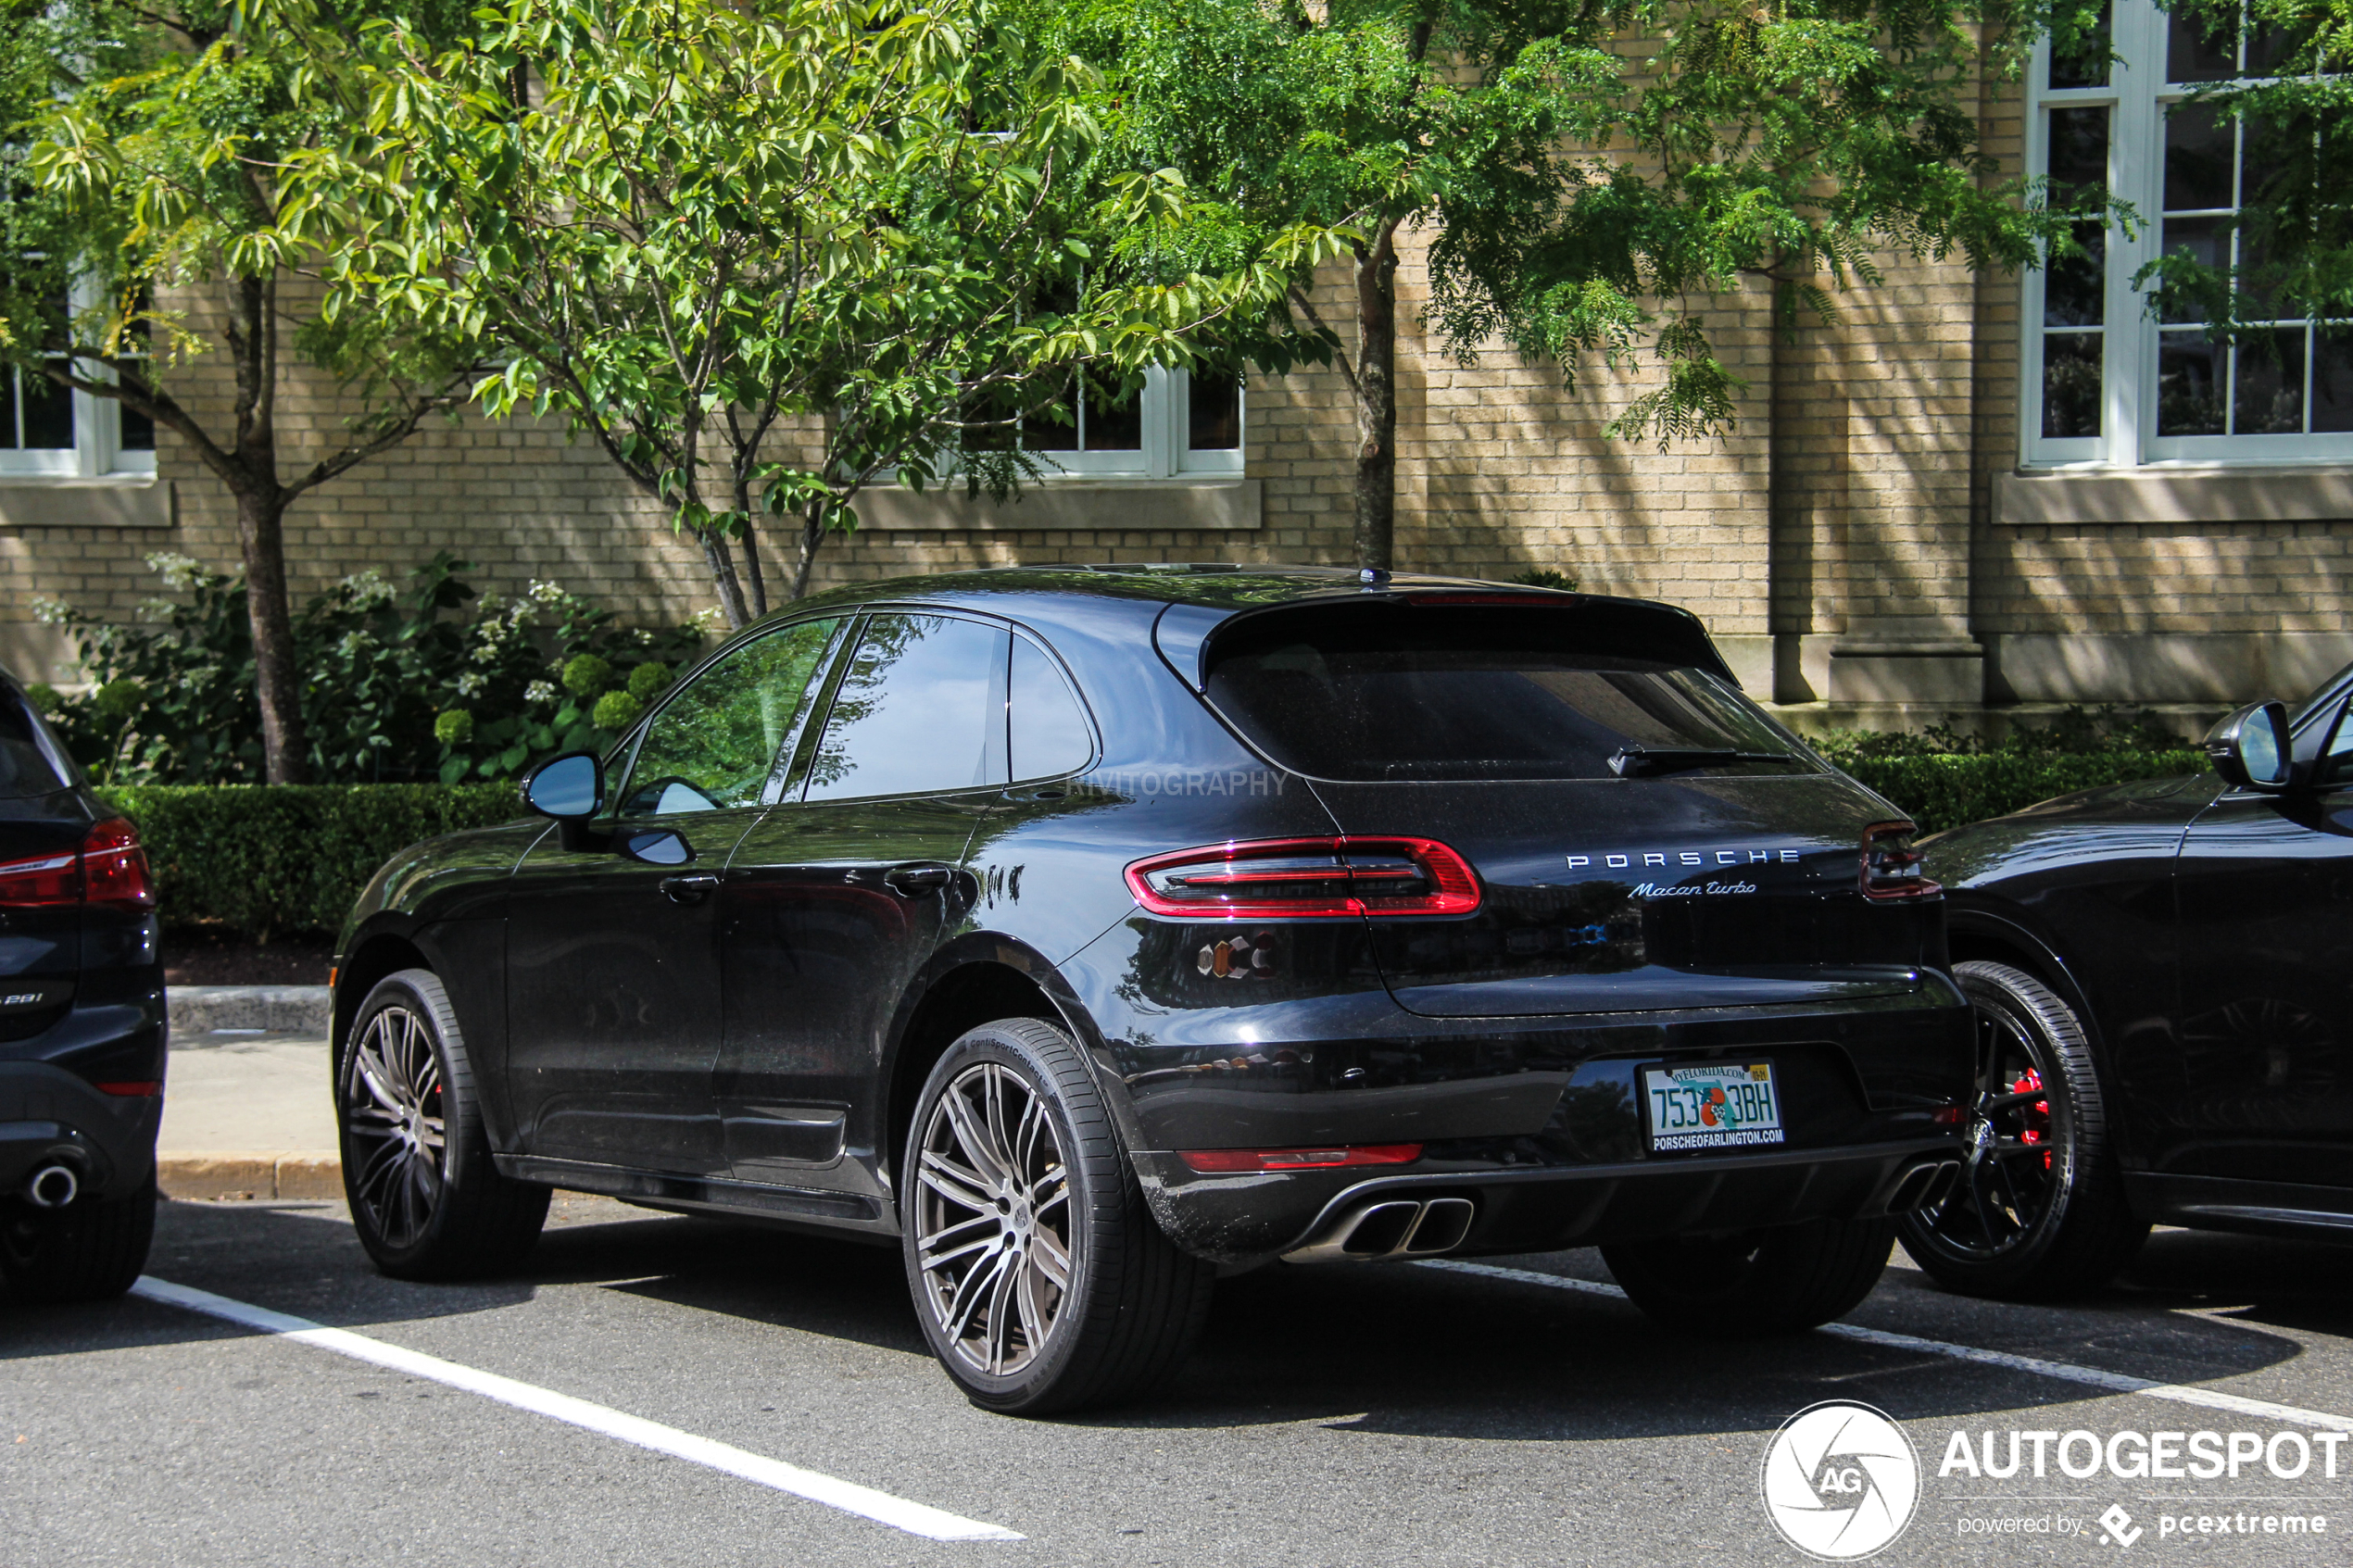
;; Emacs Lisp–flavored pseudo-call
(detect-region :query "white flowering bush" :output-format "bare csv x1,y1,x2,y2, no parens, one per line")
31,551,707,784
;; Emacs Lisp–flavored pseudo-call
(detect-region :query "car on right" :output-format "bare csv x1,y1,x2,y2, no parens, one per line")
1906,664,2353,1300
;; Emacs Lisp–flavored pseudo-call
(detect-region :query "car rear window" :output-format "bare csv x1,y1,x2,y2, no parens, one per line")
1201,603,1809,782
0,686,76,798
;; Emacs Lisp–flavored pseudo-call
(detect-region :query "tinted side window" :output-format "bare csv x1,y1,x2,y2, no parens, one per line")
621,618,842,817
0,686,74,798
1010,635,1094,780
806,614,1009,800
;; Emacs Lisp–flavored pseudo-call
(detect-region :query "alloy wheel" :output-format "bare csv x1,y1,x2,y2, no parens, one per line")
1917,997,2064,1260
912,1061,1075,1378
341,1005,447,1249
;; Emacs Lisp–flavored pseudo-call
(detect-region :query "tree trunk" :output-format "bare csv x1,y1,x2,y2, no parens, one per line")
696,524,752,629
788,501,828,603
233,484,311,784
1766,282,1815,704
732,478,769,619
1351,223,1401,571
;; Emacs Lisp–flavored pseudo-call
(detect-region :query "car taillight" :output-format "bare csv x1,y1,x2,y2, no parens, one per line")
1126,836,1481,919
0,817,156,912
1861,821,1939,902
1177,1144,1424,1173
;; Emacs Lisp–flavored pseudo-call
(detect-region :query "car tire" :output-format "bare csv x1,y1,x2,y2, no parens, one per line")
901,1017,1214,1415
1601,1215,1897,1336
1897,960,2147,1300
339,968,549,1281
1,1174,156,1303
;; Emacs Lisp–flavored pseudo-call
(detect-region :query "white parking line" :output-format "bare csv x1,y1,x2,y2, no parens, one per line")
1416,1260,2353,1432
130,1276,1024,1543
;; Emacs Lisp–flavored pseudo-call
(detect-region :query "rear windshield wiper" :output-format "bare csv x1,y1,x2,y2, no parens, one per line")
1609,746,1806,778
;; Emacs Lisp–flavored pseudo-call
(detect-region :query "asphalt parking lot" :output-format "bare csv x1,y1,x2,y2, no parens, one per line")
8,1198,2353,1566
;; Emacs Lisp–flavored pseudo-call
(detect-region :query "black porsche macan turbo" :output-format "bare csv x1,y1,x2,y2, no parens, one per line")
331,566,1975,1411
1909,667,2353,1302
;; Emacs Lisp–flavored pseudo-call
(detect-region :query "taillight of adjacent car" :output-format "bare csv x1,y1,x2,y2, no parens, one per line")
0,817,156,911
1125,836,1481,919
1859,821,1940,902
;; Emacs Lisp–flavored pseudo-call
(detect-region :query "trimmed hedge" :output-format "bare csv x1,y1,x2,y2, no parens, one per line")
100,750,2212,941
1838,748,2208,836
102,784,524,940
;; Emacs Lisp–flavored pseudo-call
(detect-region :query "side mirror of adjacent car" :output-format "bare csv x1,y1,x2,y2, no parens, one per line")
522,751,604,820
617,829,694,867
2205,701,2293,791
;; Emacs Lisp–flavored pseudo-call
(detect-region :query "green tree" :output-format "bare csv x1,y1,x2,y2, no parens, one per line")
268,0,1331,623
1052,0,2082,571
2140,0,2353,343
2,0,478,783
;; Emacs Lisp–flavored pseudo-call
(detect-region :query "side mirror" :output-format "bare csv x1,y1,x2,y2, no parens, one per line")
2206,701,2292,791
522,751,604,820
618,828,694,866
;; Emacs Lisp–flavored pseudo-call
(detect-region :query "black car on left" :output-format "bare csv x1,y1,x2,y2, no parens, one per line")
1909,669,2353,1299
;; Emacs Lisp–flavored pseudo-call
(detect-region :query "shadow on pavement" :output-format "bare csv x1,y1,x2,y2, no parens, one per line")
11,1196,2348,1449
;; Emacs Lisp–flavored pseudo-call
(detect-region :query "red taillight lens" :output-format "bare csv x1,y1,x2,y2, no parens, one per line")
1861,821,1940,902
0,817,155,912
0,848,82,907
1126,836,1480,919
82,817,155,910
1177,1144,1424,1173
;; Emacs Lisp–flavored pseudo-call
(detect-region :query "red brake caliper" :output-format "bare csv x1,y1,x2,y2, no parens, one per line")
2013,1068,2052,1170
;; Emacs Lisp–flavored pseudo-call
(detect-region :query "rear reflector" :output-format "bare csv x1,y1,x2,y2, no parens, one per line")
1126,837,1480,919
95,1081,161,1097
0,817,156,913
1860,821,1940,902
1177,1144,1424,1173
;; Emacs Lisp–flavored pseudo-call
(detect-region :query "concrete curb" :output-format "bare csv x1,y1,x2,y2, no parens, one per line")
159,1151,342,1201
169,985,333,1036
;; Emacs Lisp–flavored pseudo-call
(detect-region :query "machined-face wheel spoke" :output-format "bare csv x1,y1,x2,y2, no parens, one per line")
916,1058,1076,1379
340,1003,447,1250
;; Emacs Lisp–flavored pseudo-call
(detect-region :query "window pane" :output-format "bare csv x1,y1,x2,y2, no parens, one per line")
2244,21,2288,77
1010,636,1093,780
2158,214,2228,322
2046,107,2109,195
2158,332,2228,433
620,617,842,817
118,398,153,452
1084,376,1143,451
2047,221,2107,326
2234,326,2307,433
806,613,1009,800
2168,8,2240,81
2165,102,2236,210
1188,372,1241,449
0,369,17,448
2314,332,2353,432
2042,332,2104,436
1023,377,1077,453
19,369,71,449
2048,1,2110,88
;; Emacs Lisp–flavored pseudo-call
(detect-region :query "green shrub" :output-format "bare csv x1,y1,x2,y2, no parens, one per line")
102,783,524,940
1836,749,2208,836
1507,568,1580,592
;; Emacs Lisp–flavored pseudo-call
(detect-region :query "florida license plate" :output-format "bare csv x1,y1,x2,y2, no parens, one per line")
1642,1062,1786,1152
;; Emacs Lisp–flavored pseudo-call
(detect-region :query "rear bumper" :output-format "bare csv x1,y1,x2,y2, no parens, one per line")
0,1060,162,1201
1135,1135,1964,1265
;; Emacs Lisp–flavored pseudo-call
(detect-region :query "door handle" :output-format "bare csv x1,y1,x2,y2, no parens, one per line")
885,863,953,897
660,872,722,905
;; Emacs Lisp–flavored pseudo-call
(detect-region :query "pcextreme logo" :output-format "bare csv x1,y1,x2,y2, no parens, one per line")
1760,1400,1922,1560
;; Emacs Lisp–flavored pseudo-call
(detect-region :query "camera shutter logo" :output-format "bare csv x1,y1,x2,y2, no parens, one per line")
1759,1400,1921,1559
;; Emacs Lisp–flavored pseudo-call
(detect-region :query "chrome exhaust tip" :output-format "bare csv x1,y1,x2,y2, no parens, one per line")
1283,1195,1478,1264
26,1163,78,1210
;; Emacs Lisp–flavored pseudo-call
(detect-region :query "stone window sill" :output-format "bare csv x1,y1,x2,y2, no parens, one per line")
856,477,1259,533
0,475,173,530
1997,466,2353,526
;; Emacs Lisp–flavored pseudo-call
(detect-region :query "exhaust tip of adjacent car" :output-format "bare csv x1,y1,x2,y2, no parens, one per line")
1284,1195,1478,1264
25,1163,78,1209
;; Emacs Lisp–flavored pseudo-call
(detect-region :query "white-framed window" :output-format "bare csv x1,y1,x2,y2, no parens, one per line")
2022,0,2353,468
0,282,155,481
977,366,1244,480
